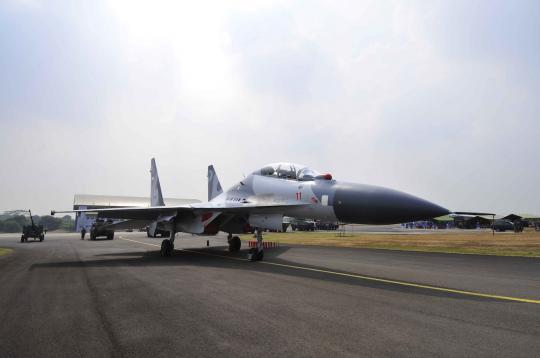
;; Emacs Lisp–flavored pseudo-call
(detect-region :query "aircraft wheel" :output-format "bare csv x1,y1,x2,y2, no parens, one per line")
248,248,257,261
20,235,24,243
229,236,241,252
160,239,173,257
39,234,44,242
248,248,264,261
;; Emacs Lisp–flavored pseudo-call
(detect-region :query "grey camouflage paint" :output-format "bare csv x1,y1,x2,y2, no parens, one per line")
209,163,449,232
150,158,165,207
207,165,223,201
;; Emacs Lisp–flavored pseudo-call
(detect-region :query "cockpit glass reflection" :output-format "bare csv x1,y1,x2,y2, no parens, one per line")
254,163,322,181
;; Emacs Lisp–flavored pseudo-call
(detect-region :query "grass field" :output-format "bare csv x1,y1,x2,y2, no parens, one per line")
240,230,540,257
0,248,13,257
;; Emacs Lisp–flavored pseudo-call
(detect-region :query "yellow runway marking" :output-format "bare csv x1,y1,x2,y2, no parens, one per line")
118,237,540,304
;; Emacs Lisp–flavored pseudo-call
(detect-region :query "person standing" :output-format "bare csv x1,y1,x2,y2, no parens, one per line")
514,220,522,234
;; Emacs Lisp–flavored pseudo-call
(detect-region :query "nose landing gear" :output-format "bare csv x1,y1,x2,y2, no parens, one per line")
248,229,264,261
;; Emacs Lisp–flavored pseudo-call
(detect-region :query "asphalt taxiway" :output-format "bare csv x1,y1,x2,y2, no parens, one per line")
0,232,539,357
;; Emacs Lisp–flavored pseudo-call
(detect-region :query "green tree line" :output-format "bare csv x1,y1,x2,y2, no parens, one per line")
0,214,75,233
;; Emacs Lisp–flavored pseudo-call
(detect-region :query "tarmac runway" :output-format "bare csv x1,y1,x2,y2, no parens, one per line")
1,232,539,357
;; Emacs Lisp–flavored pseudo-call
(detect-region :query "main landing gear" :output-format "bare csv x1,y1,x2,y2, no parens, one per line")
248,229,264,261
160,231,176,257
228,233,241,252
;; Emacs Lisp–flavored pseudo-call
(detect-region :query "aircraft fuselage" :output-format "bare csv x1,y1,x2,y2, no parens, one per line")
208,167,449,234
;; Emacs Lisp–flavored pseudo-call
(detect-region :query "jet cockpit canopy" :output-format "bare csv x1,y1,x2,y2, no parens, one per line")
253,163,331,181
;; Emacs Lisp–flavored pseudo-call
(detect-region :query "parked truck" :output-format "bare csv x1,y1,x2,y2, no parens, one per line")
290,218,316,231
90,219,115,240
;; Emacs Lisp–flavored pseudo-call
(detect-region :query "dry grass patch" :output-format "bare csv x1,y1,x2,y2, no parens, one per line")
239,231,540,257
0,248,13,257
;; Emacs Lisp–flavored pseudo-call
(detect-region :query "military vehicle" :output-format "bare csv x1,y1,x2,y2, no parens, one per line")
20,210,45,243
90,219,115,240
290,218,316,231
316,221,339,230
493,219,514,232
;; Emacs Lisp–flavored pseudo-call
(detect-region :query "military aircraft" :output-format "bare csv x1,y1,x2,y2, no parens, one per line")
52,159,450,261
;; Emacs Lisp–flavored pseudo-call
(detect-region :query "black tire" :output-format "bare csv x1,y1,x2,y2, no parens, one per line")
20,235,24,243
248,247,264,261
39,234,44,242
108,233,114,240
160,239,173,257
248,247,258,261
229,236,241,252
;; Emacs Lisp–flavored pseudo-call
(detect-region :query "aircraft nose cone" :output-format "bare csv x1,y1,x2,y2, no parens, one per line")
333,183,449,225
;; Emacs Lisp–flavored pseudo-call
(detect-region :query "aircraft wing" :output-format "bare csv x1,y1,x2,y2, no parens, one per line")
451,211,496,216
51,201,308,220
102,219,154,231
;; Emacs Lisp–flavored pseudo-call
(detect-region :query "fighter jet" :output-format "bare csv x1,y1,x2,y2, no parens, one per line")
52,160,449,261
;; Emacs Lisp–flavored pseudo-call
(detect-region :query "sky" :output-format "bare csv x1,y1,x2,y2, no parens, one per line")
0,0,539,216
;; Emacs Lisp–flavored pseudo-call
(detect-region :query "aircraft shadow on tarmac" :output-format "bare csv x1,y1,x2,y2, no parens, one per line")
30,245,500,303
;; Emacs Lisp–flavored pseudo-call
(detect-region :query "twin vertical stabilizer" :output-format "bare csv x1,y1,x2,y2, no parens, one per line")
207,165,223,201
150,158,165,207
151,159,222,204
